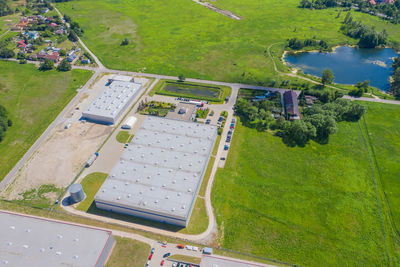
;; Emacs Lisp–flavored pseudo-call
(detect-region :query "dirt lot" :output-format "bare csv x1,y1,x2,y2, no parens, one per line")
1,122,112,201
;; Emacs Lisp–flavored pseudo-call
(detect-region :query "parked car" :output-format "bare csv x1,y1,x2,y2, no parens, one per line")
218,116,224,122
172,263,177,267
146,260,150,267
226,137,231,143
227,130,232,136
230,123,235,129
148,254,153,260
176,244,185,249
161,259,165,266
224,145,229,150
220,157,226,160
231,118,236,123
163,252,171,258
192,246,199,251
186,245,193,250
205,119,211,124
151,248,155,254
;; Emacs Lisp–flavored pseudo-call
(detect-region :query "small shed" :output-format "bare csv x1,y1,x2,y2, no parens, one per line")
121,116,137,129
203,247,213,255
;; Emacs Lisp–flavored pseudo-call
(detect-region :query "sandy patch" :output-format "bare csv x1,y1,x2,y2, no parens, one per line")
2,122,112,200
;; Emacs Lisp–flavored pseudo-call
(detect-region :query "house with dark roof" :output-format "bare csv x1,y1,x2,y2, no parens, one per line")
283,90,300,120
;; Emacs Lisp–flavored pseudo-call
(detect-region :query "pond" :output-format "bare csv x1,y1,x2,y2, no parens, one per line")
284,46,399,91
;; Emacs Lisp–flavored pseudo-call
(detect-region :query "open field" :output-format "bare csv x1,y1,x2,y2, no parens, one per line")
168,254,202,264
106,236,151,267
0,61,92,183
56,0,400,86
212,113,400,265
0,13,19,36
359,102,400,235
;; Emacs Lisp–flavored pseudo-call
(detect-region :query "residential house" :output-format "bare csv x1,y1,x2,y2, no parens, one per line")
26,31,40,40
283,90,300,120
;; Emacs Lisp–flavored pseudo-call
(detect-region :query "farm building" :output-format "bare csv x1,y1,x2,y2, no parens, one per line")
283,90,300,120
94,117,217,227
0,210,114,267
82,78,142,124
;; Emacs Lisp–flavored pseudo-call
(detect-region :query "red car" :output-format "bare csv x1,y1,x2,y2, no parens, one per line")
160,259,165,266
148,254,153,260
176,244,185,249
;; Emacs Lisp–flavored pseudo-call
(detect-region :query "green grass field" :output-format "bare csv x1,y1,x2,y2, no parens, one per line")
106,236,151,267
56,0,400,85
115,131,133,144
0,61,92,182
212,107,400,266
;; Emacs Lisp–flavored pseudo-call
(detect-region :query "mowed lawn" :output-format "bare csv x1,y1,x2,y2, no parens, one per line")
212,117,398,265
56,0,400,84
106,236,150,267
360,102,400,233
0,61,92,182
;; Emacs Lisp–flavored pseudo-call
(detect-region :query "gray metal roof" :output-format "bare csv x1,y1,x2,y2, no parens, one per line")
0,211,113,267
95,116,217,220
82,80,142,122
201,255,272,267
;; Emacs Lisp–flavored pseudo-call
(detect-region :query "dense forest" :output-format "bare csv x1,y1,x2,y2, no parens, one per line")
391,57,400,99
0,0,13,17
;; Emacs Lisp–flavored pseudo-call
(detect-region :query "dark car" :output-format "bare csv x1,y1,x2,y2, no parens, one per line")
226,137,231,143
227,130,232,136
205,119,211,124
224,145,229,150
220,157,226,160
230,123,235,129
163,252,171,258
231,118,236,123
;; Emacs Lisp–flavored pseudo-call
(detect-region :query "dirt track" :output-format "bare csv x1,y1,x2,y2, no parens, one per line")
2,122,111,200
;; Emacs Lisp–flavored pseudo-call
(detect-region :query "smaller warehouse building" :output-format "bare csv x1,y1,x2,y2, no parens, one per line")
82,77,142,124
201,255,273,267
0,210,115,267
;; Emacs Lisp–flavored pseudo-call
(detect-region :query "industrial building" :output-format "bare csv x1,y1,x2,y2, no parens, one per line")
82,77,142,124
201,255,271,267
0,210,115,267
94,117,217,227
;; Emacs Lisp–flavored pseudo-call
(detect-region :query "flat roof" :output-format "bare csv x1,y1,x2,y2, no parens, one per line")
0,211,113,267
95,116,217,220
82,79,142,122
201,255,274,267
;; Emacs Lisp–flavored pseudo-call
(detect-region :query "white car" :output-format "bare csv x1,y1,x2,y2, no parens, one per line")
192,246,199,252
186,245,193,250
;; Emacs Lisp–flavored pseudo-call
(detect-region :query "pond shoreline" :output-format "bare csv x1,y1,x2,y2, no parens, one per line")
281,45,398,92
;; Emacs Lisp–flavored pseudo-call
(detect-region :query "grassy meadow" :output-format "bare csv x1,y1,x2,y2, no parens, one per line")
0,61,92,182
56,0,400,85
212,103,400,266
106,236,151,267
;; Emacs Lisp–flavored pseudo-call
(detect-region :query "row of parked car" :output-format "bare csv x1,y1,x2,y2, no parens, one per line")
224,118,236,151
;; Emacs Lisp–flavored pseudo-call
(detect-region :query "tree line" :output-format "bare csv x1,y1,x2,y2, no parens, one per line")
0,0,13,17
282,99,365,146
0,104,12,142
391,56,400,99
300,0,400,24
341,13,387,48
287,38,329,50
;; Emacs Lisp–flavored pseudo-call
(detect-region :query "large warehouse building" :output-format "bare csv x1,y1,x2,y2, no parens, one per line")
82,76,142,124
94,117,217,227
0,211,115,267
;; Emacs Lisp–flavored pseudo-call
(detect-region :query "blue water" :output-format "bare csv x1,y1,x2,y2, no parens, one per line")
284,46,399,91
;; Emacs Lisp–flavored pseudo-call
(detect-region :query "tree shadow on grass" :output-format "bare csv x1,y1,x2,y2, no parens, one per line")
86,201,185,232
